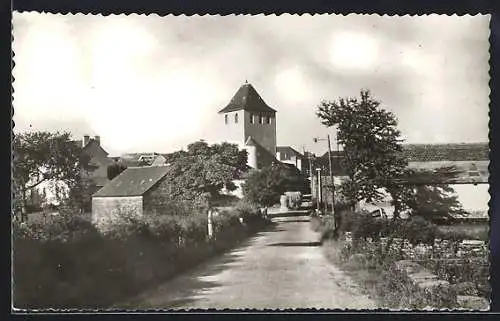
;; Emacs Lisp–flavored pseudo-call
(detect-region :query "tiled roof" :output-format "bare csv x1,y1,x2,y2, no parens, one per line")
315,143,488,162
218,83,277,114
93,166,170,197
402,143,489,162
93,177,109,188
245,136,258,147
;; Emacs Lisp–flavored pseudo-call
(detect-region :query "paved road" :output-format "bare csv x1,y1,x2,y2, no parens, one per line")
118,214,377,310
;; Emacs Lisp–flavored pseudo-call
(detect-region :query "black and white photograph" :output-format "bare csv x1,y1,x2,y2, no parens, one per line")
11,13,491,311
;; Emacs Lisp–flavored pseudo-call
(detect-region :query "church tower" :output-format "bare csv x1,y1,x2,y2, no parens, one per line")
218,82,277,166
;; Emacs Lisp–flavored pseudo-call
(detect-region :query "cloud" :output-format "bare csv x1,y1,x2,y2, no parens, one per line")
12,13,490,156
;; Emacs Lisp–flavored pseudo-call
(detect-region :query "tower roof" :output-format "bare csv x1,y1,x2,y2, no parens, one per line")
218,82,277,114
245,136,258,146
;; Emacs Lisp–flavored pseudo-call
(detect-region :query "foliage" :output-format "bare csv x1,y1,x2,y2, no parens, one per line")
12,131,100,219
13,132,85,218
107,162,127,181
163,141,248,205
242,163,310,206
320,211,489,308
316,90,408,214
407,184,466,224
13,204,270,309
399,216,439,246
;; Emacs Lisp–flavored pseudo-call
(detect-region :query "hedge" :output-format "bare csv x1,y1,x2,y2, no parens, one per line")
13,202,270,309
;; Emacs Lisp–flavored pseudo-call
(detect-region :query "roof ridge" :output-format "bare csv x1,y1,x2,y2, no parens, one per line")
218,83,277,114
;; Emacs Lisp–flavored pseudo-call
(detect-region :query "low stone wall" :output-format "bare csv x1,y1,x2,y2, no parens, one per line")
392,260,456,308
342,232,490,309
343,232,488,261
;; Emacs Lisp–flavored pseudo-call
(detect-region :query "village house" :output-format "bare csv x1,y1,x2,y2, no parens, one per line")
276,146,306,173
28,134,112,210
91,165,172,229
312,143,489,219
76,135,114,194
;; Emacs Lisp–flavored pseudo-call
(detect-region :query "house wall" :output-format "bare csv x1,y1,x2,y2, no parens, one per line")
82,141,112,187
244,110,276,156
311,175,349,205
91,196,143,230
450,184,489,214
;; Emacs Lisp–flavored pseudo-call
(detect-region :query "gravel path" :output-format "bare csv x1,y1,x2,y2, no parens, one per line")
117,215,377,310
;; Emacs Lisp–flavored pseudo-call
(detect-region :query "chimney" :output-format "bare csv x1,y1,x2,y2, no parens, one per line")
94,135,100,145
83,135,90,147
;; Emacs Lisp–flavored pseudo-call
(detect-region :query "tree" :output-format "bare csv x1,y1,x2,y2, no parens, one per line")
400,167,465,223
242,163,310,207
13,131,83,221
67,176,97,214
316,90,408,214
107,162,127,180
407,184,465,224
163,141,248,207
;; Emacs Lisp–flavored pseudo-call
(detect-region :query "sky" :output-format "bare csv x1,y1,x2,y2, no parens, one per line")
12,13,491,157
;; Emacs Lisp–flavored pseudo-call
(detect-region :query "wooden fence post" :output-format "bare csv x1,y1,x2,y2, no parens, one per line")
207,208,213,240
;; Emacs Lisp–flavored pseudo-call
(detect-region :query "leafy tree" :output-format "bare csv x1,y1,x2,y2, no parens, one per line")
13,131,84,221
394,166,464,222
316,90,408,214
242,163,310,207
163,141,248,207
406,184,466,224
107,162,127,180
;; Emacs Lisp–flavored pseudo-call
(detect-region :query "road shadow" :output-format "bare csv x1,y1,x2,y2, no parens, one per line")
117,223,283,310
267,241,321,247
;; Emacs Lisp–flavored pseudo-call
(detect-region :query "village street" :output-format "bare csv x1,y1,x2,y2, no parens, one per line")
117,213,377,310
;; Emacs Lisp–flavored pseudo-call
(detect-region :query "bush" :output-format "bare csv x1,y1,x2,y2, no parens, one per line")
13,203,271,309
399,216,438,246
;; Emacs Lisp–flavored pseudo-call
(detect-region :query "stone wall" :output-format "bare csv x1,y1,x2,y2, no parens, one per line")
343,232,488,261
92,196,143,231
342,232,489,308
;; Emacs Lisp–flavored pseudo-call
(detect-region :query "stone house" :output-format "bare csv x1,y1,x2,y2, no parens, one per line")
76,135,114,193
91,165,172,228
276,146,305,172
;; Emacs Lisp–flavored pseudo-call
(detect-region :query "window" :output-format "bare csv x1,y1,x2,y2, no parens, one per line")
250,114,254,124
259,115,263,124
225,114,228,124
234,113,238,123
266,116,271,124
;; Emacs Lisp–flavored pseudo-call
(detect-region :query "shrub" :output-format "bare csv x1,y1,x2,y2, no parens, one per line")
377,261,457,309
13,203,271,309
400,216,438,246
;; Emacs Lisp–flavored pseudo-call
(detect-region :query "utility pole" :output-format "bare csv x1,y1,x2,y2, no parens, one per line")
316,168,322,214
308,152,314,196
327,134,335,216
313,135,335,216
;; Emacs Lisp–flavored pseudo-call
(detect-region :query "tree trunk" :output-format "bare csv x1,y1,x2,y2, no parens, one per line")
21,189,28,222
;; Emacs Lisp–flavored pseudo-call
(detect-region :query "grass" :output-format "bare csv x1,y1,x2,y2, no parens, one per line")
13,205,270,309
437,223,488,241
322,240,382,307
